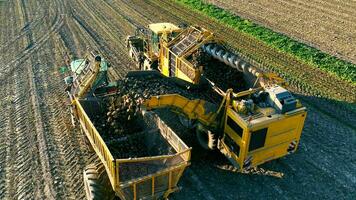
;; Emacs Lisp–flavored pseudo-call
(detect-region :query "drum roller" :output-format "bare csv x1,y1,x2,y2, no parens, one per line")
202,43,261,77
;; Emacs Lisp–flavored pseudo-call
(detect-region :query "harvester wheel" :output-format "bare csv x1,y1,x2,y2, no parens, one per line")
83,163,115,200
195,124,217,150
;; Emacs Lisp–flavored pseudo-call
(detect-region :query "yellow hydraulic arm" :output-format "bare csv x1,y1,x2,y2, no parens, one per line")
143,88,263,129
143,94,219,127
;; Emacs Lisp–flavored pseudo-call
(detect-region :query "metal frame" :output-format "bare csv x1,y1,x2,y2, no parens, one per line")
73,99,191,200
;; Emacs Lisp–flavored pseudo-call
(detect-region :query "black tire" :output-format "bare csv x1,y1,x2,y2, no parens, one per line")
195,124,217,150
83,163,115,200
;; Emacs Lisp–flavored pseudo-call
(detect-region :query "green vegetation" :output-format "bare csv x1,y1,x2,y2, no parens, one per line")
175,0,356,83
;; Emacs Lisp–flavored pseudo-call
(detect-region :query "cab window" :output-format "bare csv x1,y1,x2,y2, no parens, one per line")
151,32,160,55
227,116,243,138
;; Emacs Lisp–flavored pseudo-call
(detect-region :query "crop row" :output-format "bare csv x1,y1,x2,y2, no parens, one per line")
175,0,356,84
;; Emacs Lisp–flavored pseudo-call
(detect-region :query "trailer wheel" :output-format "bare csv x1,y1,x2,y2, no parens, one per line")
83,163,115,200
196,124,217,150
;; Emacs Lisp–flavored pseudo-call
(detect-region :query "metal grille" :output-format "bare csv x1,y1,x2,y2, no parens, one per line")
118,157,186,199
171,30,200,55
169,52,176,77
179,60,196,80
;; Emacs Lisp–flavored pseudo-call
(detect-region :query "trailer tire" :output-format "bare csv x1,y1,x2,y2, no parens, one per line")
196,124,217,150
83,163,115,200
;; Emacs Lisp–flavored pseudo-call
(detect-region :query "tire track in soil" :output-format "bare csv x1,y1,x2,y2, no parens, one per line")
32,37,91,200
0,0,25,197
0,0,46,199
0,0,64,81
20,0,98,198
0,79,16,199
0,0,68,198
69,0,135,78
0,6,45,53
13,64,44,200
0,0,23,68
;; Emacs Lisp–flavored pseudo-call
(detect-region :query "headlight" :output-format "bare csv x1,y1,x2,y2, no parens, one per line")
287,140,298,154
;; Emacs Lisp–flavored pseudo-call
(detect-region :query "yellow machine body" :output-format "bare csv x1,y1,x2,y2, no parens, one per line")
220,106,306,169
129,22,307,170
143,23,182,63
137,23,216,83
158,26,215,84
72,99,191,199
144,89,307,170
148,23,181,35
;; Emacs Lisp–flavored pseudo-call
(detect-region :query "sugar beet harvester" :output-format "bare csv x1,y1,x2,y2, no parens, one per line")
64,52,191,200
127,23,307,170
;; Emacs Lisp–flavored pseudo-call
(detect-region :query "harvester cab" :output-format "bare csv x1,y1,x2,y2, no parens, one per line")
126,23,182,70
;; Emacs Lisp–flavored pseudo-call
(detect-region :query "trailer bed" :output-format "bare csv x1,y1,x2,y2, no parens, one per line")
74,96,191,199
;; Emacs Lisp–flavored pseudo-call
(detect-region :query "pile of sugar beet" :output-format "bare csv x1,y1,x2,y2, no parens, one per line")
91,75,219,157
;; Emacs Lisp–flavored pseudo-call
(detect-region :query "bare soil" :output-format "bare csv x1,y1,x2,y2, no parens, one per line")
0,0,355,199
205,0,356,64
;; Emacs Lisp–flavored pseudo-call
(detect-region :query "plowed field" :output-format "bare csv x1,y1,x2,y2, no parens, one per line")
205,0,356,64
0,0,355,199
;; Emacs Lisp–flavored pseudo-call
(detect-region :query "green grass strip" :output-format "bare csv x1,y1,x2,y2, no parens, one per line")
175,0,356,83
